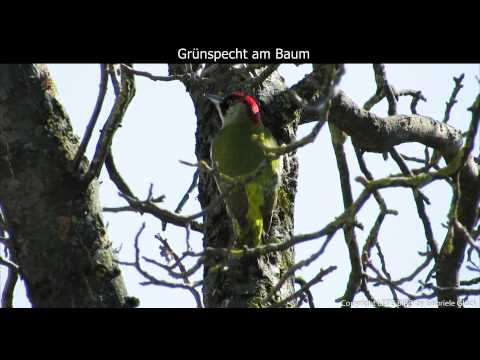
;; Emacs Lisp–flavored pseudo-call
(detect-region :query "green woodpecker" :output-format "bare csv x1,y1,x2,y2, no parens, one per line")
208,91,283,248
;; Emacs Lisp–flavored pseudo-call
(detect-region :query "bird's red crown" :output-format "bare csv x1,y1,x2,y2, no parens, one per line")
224,91,261,124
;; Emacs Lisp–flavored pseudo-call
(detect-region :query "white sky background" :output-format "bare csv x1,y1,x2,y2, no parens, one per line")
2,64,479,308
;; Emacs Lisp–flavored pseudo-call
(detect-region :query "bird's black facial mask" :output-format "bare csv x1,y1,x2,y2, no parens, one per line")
220,94,241,116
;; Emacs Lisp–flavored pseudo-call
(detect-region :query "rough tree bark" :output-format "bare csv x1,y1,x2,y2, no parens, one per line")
168,64,342,307
0,64,128,307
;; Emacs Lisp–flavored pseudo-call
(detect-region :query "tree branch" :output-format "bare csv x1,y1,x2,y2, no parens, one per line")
443,74,465,123
72,64,108,171
83,64,136,184
329,123,362,307
0,256,19,308
330,90,463,157
249,64,280,88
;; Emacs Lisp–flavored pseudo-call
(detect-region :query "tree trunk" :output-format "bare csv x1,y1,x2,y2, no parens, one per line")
0,64,128,307
169,65,303,307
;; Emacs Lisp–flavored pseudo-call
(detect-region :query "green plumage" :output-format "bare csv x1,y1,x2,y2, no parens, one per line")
211,117,282,248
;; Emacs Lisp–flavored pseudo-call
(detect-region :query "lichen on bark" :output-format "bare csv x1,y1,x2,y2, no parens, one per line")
169,65,300,307
0,64,128,307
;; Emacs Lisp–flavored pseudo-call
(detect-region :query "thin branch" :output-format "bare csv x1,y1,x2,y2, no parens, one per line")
459,94,480,168
364,64,398,115
366,263,436,300
121,64,191,82
398,89,427,115
260,117,327,158
392,253,434,286
270,266,337,308
265,234,335,304
120,223,203,308
400,153,440,169
108,64,120,96
389,148,439,257
361,209,397,279
142,254,203,281
175,169,200,214
453,219,480,257
83,64,136,184
107,192,204,233
72,64,108,171
360,276,388,308
0,256,19,308
421,282,480,296
374,241,401,305
155,234,196,287
460,277,480,286
105,150,135,197
294,277,315,308
179,158,271,224
443,74,465,123
249,64,280,88
329,123,362,307
354,147,395,212
104,151,204,233
162,169,199,231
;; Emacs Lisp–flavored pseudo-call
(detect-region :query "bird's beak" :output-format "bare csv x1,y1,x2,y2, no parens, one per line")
206,93,224,106
206,94,225,124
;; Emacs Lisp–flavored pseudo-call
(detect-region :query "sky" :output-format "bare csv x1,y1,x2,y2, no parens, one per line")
1,64,479,308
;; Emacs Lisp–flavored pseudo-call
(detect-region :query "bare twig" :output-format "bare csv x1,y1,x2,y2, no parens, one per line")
364,66,426,116
103,153,203,234
397,89,427,115
73,64,108,171
392,253,434,286
175,169,200,214
460,277,480,286
270,266,337,308
453,219,480,257
366,262,436,301
108,64,120,96
83,64,136,184
0,256,19,308
105,150,135,197
120,223,203,308
329,123,362,307
364,64,398,115
107,192,204,233
249,64,280,88
162,169,199,231
421,282,480,296
389,148,439,257
265,234,334,304
443,74,465,123
374,242,401,305
121,63,191,82
294,277,315,308
361,209,397,276
354,147,395,212
459,94,480,168
155,234,194,285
